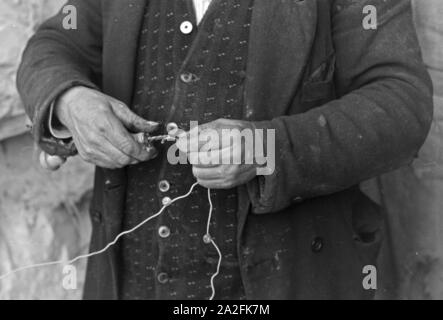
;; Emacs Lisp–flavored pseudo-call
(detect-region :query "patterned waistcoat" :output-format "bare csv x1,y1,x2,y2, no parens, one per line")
120,0,254,300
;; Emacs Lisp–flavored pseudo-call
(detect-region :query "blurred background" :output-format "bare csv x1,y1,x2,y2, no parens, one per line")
0,0,442,300
0,0,92,299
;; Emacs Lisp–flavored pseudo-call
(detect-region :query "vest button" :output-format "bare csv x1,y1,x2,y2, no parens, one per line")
157,272,169,284
311,237,324,253
166,122,179,136
180,21,193,34
158,226,171,239
203,234,212,244
162,197,172,206
180,72,195,84
293,196,304,203
91,210,102,224
159,180,170,193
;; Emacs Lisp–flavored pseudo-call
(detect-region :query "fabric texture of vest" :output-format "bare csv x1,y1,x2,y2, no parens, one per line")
119,0,254,300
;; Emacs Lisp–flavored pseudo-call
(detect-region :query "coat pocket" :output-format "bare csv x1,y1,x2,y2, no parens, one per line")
301,53,336,104
345,188,384,265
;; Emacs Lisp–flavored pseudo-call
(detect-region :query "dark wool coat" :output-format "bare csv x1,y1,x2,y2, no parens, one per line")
17,0,433,300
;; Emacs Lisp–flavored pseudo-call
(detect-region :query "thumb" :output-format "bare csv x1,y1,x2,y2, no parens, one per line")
176,121,222,154
111,102,159,133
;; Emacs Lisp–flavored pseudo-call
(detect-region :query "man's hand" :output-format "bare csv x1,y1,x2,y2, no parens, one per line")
55,86,159,169
176,119,259,189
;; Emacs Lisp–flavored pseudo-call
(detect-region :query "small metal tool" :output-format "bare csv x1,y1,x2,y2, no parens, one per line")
133,132,178,149
133,122,181,149
40,122,182,170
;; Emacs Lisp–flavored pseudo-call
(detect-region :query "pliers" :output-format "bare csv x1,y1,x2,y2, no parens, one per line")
40,122,182,170
133,122,181,149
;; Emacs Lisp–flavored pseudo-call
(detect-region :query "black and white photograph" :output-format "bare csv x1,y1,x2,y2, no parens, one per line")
0,0,442,305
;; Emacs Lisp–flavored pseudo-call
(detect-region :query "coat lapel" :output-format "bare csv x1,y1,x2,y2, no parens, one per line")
93,0,148,300
103,0,148,106
245,0,318,120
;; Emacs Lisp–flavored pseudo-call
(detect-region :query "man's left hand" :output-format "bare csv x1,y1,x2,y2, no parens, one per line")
176,119,259,189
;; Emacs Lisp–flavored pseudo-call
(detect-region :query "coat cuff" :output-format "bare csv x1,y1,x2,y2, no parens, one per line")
32,80,98,157
246,120,290,214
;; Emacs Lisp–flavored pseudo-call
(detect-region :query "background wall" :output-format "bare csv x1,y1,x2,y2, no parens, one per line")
378,0,443,300
0,0,442,300
0,0,93,300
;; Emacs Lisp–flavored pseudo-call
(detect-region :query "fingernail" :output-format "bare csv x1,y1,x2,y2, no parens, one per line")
146,121,160,127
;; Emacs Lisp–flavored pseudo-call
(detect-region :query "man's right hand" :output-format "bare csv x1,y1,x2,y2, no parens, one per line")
54,86,159,169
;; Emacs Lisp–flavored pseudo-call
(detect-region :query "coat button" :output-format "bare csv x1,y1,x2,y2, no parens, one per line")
158,180,170,193
311,237,324,253
180,72,195,84
158,226,171,239
203,234,212,244
166,122,179,136
180,21,193,34
91,210,102,224
157,272,169,284
162,197,172,206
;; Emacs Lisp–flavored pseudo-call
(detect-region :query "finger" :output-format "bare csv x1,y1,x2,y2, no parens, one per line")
176,131,220,154
111,102,159,133
188,150,222,167
96,139,136,167
196,170,255,190
76,142,119,169
86,147,131,169
192,166,225,180
197,178,233,190
188,146,243,167
100,115,158,162
193,165,247,180
74,131,133,168
176,120,225,154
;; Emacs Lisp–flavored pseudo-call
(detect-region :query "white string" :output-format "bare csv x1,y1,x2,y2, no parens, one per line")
0,182,199,281
205,188,222,301
0,181,222,300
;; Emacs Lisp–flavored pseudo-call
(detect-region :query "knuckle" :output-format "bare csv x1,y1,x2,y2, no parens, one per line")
96,102,110,113
115,102,126,109
113,100,128,109
80,152,92,163
117,155,131,167
82,147,95,158
119,140,136,155
94,122,108,134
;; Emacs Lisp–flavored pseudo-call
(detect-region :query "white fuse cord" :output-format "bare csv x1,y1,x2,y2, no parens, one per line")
0,182,222,300
205,188,222,300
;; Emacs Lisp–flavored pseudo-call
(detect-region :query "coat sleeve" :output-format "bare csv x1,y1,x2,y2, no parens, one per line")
17,0,102,156
247,0,434,214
